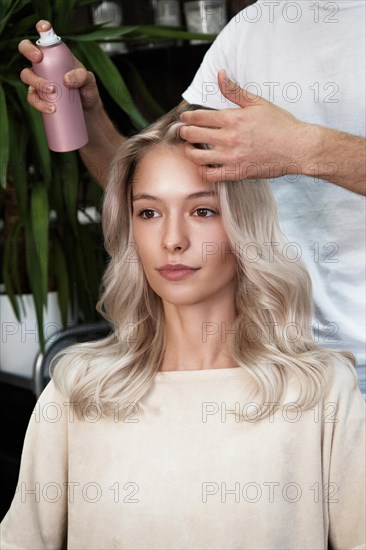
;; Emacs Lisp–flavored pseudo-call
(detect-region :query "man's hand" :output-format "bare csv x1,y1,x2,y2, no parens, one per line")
18,19,125,189
180,70,366,195
179,69,310,182
19,19,100,114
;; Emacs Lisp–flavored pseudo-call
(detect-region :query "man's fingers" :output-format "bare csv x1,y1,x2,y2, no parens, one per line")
64,68,98,108
64,67,90,88
180,109,223,128
20,68,57,113
36,19,52,33
20,68,55,93
27,86,56,113
183,142,225,165
184,140,254,182
19,21,52,63
180,124,225,146
18,39,43,63
18,20,60,114
218,69,263,108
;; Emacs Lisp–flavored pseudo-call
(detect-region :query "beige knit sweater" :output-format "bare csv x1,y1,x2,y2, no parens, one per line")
1,361,365,549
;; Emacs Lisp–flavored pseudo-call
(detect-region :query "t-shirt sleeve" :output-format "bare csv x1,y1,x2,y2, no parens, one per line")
182,13,243,109
326,363,366,550
0,380,69,549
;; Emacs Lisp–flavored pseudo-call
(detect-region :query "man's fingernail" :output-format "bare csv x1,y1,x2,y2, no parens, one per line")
46,84,55,93
46,103,55,113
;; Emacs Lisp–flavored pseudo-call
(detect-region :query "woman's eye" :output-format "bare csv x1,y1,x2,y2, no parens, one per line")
138,209,159,219
194,208,216,217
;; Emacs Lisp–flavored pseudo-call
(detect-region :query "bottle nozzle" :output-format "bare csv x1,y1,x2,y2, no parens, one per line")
36,27,61,46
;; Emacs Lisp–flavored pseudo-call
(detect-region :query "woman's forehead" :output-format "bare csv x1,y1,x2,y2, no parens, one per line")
132,144,216,196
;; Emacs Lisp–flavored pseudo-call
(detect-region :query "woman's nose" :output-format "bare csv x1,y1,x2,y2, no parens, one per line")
162,216,189,252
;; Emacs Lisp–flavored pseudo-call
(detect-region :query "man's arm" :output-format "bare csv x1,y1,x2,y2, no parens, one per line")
79,100,125,189
302,125,366,196
180,71,366,196
19,20,124,189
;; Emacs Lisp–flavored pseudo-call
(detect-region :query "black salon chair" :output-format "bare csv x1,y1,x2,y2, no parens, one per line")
32,320,112,398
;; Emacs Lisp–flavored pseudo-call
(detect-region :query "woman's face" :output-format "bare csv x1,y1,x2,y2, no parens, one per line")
131,144,237,308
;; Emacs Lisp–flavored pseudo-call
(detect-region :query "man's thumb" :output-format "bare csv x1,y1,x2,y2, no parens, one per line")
218,69,262,107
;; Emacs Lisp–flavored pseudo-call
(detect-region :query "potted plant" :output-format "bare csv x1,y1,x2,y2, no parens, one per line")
0,0,215,379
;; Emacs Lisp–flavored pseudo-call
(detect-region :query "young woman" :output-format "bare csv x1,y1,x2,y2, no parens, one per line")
1,105,365,550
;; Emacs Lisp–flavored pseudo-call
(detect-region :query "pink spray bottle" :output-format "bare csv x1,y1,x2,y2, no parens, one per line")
32,26,88,152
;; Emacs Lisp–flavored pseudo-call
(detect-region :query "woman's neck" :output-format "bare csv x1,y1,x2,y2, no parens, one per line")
159,300,238,372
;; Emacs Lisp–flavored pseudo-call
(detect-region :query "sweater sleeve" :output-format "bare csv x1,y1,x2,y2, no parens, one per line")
327,363,366,550
0,381,69,549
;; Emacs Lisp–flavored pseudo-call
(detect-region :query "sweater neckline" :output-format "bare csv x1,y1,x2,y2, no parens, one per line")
155,366,245,379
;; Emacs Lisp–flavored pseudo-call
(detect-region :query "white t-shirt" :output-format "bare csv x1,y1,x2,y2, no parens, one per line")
182,0,366,365
1,363,365,549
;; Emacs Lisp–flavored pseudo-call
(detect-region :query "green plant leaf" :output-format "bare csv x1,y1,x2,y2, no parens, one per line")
128,25,217,42
2,219,25,320
118,58,164,120
64,26,138,42
30,182,49,307
74,0,98,7
8,111,28,221
24,214,45,350
13,82,52,184
48,162,65,224
74,232,92,316
80,223,103,304
57,151,79,235
54,0,98,27
70,222,104,322
54,0,78,29
7,220,26,315
9,14,38,37
0,83,9,188
53,235,69,327
29,0,51,22
0,0,25,36
74,41,147,129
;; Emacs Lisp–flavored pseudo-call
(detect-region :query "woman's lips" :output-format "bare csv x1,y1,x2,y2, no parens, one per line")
157,265,200,281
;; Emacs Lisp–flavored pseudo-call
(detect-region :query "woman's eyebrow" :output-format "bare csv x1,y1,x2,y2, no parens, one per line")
132,191,217,202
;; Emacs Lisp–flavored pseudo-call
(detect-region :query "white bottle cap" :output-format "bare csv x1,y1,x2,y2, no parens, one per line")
36,27,62,46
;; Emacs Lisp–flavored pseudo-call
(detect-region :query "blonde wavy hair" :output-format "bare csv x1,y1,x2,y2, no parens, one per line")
51,102,357,421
